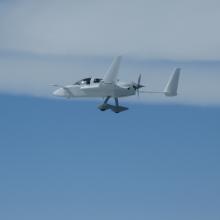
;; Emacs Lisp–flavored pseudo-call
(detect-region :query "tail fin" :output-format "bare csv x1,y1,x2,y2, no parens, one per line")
164,68,181,96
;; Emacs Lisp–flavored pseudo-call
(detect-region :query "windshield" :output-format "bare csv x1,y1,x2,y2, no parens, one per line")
93,78,102,83
74,78,91,85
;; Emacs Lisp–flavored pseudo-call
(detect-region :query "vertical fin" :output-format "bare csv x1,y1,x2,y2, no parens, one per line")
164,68,181,96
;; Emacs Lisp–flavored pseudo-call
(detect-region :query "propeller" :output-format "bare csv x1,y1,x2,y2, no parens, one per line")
133,74,145,96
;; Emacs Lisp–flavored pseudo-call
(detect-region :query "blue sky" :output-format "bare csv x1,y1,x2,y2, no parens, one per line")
0,94,220,220
0,0,220,219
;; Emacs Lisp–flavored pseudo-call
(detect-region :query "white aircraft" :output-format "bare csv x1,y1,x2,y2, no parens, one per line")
51,56,181,113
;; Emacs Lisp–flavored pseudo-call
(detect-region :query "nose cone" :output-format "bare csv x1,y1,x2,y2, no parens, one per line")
53,88,66,97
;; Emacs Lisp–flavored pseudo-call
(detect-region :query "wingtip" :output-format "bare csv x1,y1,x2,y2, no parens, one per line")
175,68,181,74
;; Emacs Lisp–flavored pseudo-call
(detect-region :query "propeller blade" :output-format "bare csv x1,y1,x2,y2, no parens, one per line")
138,74,141,86
132,74,145,96
136,74,142,97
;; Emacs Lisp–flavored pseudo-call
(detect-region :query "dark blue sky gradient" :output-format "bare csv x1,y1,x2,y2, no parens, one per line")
0,94,219,220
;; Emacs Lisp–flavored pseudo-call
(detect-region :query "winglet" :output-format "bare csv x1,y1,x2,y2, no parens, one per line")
164,68,181,96
103,56,122,83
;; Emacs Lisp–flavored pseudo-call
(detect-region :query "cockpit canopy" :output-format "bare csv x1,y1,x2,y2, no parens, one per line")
74,78,102,85
74,78,91,85
93,78,102,83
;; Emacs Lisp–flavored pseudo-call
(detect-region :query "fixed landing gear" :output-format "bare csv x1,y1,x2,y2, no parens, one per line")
98,97,128,113
98,96,110,111
114,98,120,113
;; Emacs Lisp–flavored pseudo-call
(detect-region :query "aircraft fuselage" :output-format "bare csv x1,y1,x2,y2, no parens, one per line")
53,81,136,98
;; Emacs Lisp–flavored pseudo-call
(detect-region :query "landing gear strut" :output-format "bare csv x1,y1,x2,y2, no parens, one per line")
98,96,111,111
98,97,128,113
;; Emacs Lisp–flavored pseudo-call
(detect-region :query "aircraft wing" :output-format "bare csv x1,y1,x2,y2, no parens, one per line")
103,56,122,84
